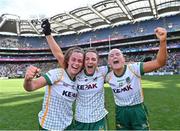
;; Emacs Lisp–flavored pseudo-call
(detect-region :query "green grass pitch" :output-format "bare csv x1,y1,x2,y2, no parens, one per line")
0,75,180,130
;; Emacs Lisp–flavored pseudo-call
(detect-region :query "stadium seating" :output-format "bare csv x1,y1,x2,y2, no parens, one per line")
0,14,180,77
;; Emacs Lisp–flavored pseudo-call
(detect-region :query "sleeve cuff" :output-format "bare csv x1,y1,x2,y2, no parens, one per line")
42,74,52,85
140,62,144,76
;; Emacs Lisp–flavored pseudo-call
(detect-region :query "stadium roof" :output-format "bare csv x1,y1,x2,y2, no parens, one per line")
0,0,180,36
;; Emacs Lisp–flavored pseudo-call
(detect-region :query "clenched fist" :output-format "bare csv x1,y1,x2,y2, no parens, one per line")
41,19,51,36
25,65,40,81
155,27,167,42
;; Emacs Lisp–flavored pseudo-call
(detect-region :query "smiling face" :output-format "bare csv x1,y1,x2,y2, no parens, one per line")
84,52,98,75
67,52,84,77
108,49,125,70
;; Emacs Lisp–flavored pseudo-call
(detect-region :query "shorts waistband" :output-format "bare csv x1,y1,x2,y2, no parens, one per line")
116,103,144,108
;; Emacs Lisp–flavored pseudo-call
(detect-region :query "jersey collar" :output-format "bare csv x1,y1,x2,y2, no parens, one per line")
113,65,127,77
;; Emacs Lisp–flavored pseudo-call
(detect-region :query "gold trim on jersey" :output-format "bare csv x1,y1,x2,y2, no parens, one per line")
40,85,51,127
54,69,64,84
128,64,144,101
127,64,141,79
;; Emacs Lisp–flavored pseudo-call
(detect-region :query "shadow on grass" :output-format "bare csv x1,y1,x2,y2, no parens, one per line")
105,87,116,130
142,75,180,88
104,79,180,130
1,74,180,130
0,92,44,130
0,92,44,105
143,87,180,130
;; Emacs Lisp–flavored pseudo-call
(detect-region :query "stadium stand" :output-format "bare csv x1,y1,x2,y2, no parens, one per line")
0,1,180,78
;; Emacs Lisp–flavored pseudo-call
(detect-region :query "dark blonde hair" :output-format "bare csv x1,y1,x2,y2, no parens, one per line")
85,47,99,60
64,46,84,68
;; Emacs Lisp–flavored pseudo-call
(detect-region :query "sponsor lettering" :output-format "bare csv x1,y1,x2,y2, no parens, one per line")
113,85,132,93
77,83,97,90
62,90,77,97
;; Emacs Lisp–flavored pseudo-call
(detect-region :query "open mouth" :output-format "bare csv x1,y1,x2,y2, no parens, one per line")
87,65,93,69
113,60,119,64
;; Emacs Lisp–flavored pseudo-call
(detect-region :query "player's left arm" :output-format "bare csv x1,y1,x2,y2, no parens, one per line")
143,27,167,73
41,19,65,68
45,35,65,68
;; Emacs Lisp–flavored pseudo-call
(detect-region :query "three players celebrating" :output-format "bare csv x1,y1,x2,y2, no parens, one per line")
23,19,167,130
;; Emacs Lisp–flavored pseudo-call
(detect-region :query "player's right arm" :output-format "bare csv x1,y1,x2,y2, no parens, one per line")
41,19,65,68
23,65,47,92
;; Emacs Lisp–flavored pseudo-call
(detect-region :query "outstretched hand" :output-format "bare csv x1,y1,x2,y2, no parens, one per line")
155,27,167,42
41,19,51,36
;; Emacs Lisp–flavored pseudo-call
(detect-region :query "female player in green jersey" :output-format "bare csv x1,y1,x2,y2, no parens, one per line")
23,34,84,130
41,19,109,130
106,27,167,130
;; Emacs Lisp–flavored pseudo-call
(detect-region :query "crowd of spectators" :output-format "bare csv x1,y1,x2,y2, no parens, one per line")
0,38,29,48
0,37,48,48
99,51,180,74
0,25,179,78
0,62,58,78
0,50,179,78
0,14,180,49
0,39,179,78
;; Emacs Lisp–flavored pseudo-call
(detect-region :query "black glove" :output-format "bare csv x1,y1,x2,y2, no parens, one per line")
41,19,51,36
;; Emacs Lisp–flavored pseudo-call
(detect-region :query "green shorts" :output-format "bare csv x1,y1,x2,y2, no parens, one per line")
74,117,108,130
116,103,149,130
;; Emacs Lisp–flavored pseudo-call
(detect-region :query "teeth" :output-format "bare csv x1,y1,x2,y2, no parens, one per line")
72,66,78,69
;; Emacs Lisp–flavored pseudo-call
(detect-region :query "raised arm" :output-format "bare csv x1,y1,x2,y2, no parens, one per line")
41,19,65,68
23,65,47,92
143,27,167,73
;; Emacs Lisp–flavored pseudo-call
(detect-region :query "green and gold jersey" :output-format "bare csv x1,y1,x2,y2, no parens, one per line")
75,66,108,123
106,62,144,106
38,68,77,130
